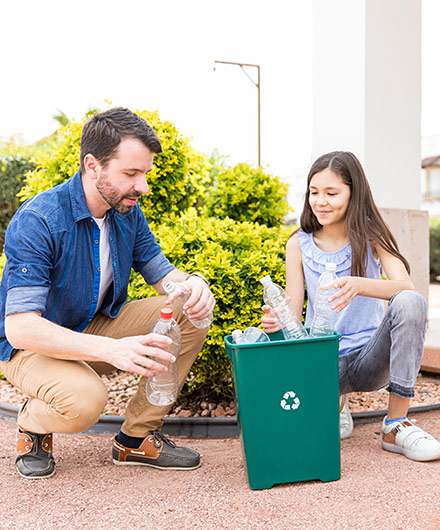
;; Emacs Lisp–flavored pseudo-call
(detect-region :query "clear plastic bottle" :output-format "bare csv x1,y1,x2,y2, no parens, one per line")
260,275,309,340
162,279,213,329
232,327,270,344
146,308,181,406
310,262,338,337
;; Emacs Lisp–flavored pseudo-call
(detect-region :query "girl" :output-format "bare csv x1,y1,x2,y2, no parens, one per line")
261,151,440,462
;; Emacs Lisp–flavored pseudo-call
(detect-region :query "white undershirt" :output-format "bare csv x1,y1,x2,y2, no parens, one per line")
92,215,113,312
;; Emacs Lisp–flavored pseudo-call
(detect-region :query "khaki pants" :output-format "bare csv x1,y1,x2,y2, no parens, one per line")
0,296,208,437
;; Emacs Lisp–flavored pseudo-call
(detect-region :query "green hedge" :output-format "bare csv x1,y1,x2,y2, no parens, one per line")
0,152,36,251
203,162,290,227
430,218,440,282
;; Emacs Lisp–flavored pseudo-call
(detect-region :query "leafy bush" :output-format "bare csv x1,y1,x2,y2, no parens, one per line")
0,148,36,251
204,162,290,227
430,218,440,282
19,110,210,225
128,208,292,396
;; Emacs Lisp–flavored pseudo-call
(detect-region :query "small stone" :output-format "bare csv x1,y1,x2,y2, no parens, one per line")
201,401,208,409
213,405,226,417
208,403,216,411
174,406,182,414
178,409,192,418
201,409,210,417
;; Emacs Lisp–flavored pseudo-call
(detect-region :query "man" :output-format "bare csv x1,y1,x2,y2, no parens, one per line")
0,107,215,479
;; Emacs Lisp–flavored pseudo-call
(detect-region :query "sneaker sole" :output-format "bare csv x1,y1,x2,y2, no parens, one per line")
382,441,440,462
16,468,56,479
112,458,201,470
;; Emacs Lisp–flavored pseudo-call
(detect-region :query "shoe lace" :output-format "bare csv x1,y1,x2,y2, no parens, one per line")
152,431,176,449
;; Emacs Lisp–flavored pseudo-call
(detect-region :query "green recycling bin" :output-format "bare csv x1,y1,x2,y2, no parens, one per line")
224,331,341,490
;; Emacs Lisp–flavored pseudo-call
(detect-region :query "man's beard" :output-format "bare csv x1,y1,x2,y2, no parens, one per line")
96,172,141,215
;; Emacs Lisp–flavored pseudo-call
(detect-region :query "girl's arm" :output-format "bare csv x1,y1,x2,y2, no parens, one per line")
285,234,306,318
329,243,414,313
261,234,305,332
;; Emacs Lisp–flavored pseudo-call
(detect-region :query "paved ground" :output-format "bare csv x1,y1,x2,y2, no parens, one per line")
1,410,440,530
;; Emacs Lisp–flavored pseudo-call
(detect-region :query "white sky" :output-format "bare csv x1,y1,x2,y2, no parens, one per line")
1,0,439,177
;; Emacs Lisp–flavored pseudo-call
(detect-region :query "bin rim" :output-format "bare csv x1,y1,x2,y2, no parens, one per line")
224,330,341,349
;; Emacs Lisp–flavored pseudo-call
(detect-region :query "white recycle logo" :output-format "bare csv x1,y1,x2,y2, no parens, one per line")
280,390,300,411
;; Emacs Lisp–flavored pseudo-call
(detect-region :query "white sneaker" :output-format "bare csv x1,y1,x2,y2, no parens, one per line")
382,416,440,462
339,394,353,440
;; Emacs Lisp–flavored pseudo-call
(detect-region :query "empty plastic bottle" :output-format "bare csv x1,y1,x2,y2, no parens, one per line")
310,262,338,337
231,327,270,345
162,279,213,329
146,308,181,406
260,275,309,340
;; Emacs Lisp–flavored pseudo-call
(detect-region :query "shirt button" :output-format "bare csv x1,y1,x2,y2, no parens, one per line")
97,267,101,272
94,240,99,245
21,267,28,273
94,296,98,300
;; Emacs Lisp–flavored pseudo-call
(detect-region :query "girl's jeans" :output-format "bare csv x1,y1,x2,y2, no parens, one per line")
339,290,428,399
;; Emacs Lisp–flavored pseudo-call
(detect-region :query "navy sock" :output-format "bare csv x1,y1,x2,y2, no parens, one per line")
116,431,145,449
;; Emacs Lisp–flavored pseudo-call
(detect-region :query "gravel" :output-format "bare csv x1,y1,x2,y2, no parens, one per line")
1,370,440,418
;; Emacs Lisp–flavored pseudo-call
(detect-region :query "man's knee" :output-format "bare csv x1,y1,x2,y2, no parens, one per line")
56,377,108,432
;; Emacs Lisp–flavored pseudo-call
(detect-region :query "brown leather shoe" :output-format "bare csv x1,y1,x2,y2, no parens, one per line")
16,429,55,479
112,431,200,470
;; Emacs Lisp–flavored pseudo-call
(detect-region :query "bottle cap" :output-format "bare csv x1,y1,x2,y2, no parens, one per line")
260,275,272,286
325,262,336,272
162,280,175,294
160,308,173,319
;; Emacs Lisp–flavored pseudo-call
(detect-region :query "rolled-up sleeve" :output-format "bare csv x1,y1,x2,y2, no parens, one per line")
4,210,53,316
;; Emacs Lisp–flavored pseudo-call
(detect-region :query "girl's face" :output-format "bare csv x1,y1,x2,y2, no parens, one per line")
308,168,351,227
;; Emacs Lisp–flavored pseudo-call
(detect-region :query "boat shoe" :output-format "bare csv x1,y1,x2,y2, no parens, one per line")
16,429,55,479
112,431,201,470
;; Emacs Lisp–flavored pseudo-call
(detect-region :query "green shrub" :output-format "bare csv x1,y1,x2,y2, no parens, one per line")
204,162,290,227
430,218,440,282
128,208,293,396
19,110,210,225
0,149,36,251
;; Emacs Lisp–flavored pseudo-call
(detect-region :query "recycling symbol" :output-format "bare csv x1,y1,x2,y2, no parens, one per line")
280,390,300,411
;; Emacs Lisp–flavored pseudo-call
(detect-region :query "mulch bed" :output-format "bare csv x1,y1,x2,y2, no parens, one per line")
1,370,440,418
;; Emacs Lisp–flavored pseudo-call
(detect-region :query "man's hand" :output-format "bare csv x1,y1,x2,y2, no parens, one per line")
108,333,176,378
180,276,216,320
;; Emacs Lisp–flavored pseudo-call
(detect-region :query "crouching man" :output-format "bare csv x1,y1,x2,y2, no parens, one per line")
0,107,215,478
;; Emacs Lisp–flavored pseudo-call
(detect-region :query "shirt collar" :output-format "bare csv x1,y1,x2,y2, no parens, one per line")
69,170,115,221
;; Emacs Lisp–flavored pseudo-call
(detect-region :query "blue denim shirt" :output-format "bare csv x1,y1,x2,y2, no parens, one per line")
0,170,174,361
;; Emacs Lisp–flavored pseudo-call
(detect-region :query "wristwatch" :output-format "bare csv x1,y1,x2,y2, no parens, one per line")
188,272,210,286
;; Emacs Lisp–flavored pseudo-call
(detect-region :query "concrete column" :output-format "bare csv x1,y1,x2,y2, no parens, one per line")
312,0,428,300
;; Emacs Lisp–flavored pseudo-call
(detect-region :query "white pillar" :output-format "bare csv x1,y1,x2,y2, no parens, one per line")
313,0,428,299
313,0,421,210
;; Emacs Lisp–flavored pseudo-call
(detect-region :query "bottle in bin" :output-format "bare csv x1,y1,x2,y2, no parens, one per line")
162,279,213,329
260,275,308,340
146,308,181,406
232,327,270,345
310,262,338,337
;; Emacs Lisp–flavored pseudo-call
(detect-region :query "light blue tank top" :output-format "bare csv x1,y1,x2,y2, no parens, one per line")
297,230,384,356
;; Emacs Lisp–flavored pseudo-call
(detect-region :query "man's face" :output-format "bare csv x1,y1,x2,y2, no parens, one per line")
95,137,154,215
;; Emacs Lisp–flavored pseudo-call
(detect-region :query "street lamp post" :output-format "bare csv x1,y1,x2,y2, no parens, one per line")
214,60,261,167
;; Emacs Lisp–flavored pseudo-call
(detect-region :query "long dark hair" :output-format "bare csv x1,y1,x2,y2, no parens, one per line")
297,151,410,277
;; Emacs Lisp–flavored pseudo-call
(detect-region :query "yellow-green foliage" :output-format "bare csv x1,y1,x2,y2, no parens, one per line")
128,208,293,394
18,110,210,225
204,162,291,227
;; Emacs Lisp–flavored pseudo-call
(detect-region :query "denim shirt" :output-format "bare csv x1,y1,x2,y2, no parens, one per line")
0,170,174,361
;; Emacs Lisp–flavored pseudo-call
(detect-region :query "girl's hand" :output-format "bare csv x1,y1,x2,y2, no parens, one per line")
328,276,361,312
261,305,282,333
